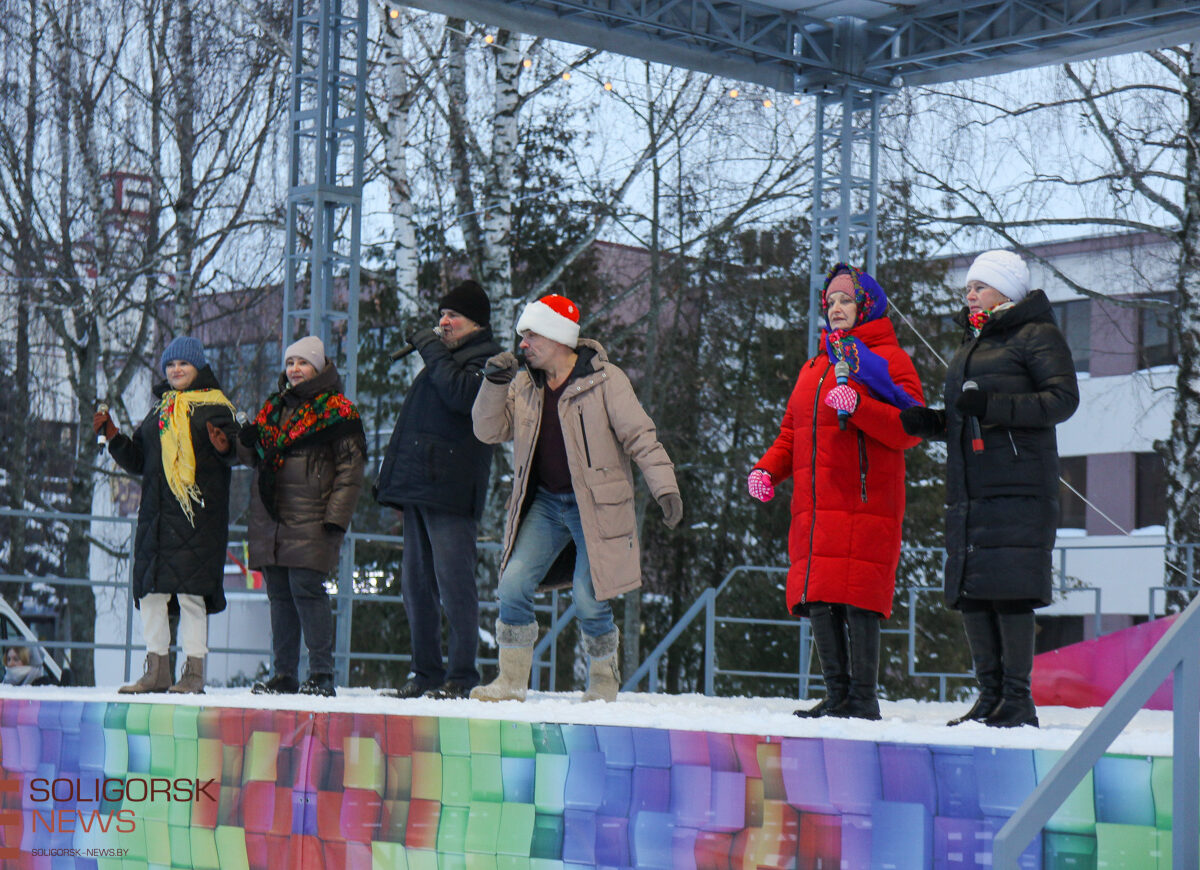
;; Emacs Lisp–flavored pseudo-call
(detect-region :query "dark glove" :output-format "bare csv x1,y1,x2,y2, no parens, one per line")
238,422,259,448
323,522,345,534
92,411,118,440
409,328,442,351
658,492,683,529
484,351,519,385
899,406,945,439
954,389,989,418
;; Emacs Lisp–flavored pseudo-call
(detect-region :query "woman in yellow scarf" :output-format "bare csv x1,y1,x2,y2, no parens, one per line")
96,336,238,694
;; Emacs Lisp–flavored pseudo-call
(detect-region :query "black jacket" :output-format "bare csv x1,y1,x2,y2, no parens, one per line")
375,328,502,519
108,366,237,613
942,290,1079,609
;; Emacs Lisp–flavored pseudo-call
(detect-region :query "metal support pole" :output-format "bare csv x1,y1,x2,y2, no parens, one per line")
806,86,883,356
285,0,367,396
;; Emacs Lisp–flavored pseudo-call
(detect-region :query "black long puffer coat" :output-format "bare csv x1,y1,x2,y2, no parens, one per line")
943,290,1079,609
108,366,237,613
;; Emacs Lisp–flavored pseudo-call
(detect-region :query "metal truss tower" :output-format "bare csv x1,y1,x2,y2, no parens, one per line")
805,86,883,356
286,0,369,688
285,0,368,399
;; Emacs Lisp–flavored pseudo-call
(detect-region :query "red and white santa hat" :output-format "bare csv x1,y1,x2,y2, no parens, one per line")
515,294,581,348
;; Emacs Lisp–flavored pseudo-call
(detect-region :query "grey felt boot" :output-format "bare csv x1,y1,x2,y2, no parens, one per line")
470,621,539,702
581,629,620,702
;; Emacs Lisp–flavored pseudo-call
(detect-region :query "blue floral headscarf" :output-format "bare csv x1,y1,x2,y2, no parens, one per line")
821,263,921,410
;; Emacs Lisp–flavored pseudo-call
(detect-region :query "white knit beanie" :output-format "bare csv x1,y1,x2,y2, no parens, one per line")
514,294,581,348
966,250,1031,303
284,335,327,371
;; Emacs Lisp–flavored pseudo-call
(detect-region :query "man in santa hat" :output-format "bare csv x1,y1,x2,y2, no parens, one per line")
471,293,682,702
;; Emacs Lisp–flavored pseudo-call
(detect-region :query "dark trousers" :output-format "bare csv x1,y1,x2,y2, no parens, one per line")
402,505,481,689
261,565,334,677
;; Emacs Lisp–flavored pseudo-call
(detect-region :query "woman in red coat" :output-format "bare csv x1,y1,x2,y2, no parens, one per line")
750,264,924,719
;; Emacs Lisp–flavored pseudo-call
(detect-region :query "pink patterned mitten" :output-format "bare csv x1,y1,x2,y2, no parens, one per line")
747,469,774,503
824,384,859,415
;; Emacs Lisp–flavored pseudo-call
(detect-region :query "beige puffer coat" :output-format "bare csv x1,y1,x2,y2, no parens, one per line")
239,363,367,574
472,339,678,601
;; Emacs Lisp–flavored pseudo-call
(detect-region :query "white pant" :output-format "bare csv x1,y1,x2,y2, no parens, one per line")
139,593,208,658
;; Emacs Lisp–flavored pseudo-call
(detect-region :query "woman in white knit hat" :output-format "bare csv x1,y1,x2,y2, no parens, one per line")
237,336,367,698
900,250,1079,728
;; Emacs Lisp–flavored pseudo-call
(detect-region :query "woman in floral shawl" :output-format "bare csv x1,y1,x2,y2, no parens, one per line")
748,265,924,720
237,336,366,698
96,336,238,694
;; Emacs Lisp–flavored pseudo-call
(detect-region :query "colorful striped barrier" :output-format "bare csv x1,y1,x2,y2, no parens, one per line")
0,698,1176,868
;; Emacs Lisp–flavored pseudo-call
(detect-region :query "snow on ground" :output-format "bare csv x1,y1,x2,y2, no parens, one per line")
0,685,1177,757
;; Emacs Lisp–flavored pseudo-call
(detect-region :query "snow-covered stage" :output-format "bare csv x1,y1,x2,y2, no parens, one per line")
0,687,1176,868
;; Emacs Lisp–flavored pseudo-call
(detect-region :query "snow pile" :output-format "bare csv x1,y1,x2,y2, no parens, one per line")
0,684,1176,757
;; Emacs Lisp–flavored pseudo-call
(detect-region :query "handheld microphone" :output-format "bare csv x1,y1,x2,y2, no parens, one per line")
962,380,984,453
390,326,443,361
483,351,526,378
834,360,850,431
96,403,110,445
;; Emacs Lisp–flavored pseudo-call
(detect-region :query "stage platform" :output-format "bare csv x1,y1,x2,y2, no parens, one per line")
0,686,1178,869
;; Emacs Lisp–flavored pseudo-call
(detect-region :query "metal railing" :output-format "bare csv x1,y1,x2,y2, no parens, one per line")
0,506,571,689
2,505,1197,700
993,590,1200,869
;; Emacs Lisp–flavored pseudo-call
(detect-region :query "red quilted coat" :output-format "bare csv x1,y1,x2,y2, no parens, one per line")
754,317,923,618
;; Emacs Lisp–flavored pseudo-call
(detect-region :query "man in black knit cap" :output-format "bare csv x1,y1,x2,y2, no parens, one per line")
376,280,501,698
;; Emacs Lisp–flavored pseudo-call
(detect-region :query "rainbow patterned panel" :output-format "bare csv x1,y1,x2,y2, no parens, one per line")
0,698,1178,868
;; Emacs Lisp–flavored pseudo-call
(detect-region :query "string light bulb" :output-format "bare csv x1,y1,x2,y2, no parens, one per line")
562,71,571,81
484,33,494,44
728,88,738,98
522,58,532,69
793,97,802,105
762,98,772,108
603,81,613,91
388,8,398,18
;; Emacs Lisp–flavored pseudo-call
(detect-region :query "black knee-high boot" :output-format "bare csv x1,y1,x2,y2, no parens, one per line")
986,611,1039,728
948,610,1004,726
831,606,882,721
794,603,849,718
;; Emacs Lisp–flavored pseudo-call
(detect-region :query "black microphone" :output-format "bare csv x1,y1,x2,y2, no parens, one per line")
962,379,984,453
834,360,850,430
390,326,443,361
483,351,525,378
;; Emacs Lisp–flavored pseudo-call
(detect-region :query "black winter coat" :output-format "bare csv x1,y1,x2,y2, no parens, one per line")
375,328,502,520
943,290,1079,609
108,366,237,613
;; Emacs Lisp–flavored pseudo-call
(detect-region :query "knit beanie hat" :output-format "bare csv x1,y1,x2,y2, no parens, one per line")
966,250,1030,303
438,280,491,327
515,294,581,348
284,335,327,371
160,336,208,374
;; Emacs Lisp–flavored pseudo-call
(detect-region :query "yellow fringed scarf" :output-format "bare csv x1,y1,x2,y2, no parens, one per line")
158,387,236,525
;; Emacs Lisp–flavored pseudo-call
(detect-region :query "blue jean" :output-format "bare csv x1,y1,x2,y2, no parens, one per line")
401,505,480,688
498,488,615,638
261,565,333,676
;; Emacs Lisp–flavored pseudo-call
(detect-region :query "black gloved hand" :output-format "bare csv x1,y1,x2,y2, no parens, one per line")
484,351,519,385
658,492,684,529
409,328,442,351
238,422,259,448
899,406,945,439
954,389,989,418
